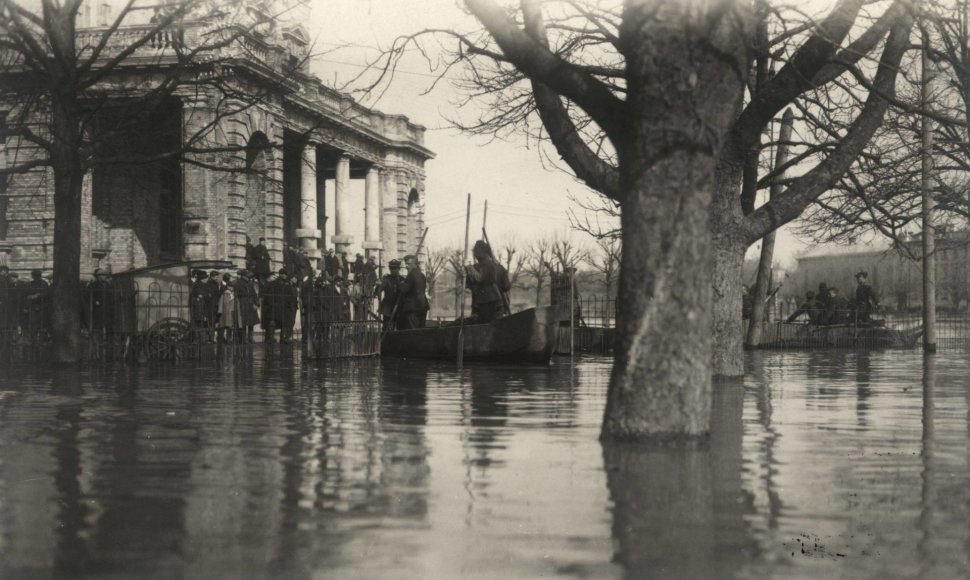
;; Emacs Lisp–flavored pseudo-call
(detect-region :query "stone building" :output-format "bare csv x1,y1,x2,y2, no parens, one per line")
0,0,433,276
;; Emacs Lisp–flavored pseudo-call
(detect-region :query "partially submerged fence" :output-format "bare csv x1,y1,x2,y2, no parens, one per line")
0,277,382,362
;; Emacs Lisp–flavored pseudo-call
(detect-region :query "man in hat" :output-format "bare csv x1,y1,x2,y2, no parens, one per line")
465,240,503,324
379,259,405,331
234,269,260,343
88,267,115,341
324,248,339,279
25,269,50,342
786,290,820,325
400,254,429,329
854,270,879,324
825,286,850,325
252,237,271,281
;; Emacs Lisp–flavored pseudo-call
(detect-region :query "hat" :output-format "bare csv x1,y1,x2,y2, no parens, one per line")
193,269,206,279
818,282,828,290
237,269,248,276
209,270,219,277
855,270,868,279
389,259,401,268
279,267,288,276
31,269,42,278
403,254,416,262
367,255,375,261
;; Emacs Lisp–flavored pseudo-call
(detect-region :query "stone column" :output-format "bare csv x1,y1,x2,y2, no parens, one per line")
332,154,353,255
294,141,321,268
362,165,382,258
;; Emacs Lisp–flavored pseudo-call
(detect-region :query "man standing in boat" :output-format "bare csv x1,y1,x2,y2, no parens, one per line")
379,259,405,331
400,254,429,329
465,240,503,324
853,270,879,324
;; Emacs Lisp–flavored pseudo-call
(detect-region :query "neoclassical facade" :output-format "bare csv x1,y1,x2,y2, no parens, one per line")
0,1,432,276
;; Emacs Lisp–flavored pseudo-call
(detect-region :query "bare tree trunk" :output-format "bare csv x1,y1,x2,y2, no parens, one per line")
603,152,715,439
710,160,745,379
747,110,794,346
50,97,83,363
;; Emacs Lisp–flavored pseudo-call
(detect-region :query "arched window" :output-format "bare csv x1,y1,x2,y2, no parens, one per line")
407,187,420,215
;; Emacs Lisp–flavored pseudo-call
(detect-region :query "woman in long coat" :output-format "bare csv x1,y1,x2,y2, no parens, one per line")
217,273,239,342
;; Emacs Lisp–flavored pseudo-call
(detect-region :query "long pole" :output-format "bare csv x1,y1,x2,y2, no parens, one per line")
922,35,937,353
457,194,471,367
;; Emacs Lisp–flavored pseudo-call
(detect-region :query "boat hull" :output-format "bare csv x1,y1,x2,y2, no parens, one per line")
760,322,923,349
382,307,561,364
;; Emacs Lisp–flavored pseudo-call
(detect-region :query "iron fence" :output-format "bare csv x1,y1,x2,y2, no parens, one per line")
0,279,382,362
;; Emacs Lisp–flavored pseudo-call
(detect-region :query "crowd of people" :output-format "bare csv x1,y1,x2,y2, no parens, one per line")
0,237,517,347
785,270,881,325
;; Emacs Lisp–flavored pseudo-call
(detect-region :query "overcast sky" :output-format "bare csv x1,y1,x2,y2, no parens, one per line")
308,0,816,267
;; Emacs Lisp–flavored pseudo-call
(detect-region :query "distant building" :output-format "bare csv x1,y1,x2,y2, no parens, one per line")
786,231,970,310
0,0,433,276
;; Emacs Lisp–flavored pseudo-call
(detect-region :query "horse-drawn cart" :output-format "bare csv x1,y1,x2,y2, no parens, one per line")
108,260,232,360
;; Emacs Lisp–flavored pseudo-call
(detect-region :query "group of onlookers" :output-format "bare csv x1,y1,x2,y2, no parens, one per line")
786,270,881,325
0,266,53,343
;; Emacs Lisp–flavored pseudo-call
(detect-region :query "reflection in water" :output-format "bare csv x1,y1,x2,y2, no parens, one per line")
1,352,970,579
604,379,756,579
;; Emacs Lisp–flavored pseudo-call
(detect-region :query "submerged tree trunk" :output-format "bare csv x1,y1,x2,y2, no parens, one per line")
710,158,746,378
50,95,83,363
604,151,715,439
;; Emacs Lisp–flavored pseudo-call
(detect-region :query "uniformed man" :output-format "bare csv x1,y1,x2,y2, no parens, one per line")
853,270,879,324
379,259,405,331
400,254,429,329
464,240,503,324
826,287,850,325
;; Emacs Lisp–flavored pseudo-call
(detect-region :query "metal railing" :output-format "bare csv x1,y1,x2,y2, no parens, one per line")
0,279,382,362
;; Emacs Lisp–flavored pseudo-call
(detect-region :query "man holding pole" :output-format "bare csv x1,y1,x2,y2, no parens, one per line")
465,240,504,324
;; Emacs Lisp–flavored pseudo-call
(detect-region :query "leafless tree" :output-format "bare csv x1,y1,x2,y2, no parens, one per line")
523,237,552,307
0,0,313,361
496,243,526,289
424,247,449,306
351,0,915,438
585,237,621,297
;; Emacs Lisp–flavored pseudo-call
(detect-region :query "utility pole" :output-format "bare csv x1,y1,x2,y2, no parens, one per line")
922,34,937,353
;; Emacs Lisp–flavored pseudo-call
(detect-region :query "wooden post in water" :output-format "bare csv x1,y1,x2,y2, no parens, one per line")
457,193,471,367
922,38,937,353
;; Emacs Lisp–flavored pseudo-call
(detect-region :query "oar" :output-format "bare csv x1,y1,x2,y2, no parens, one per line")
457,193,471,368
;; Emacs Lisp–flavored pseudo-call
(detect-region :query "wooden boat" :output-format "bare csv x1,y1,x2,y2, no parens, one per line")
382,306,563,364
760,320,923,349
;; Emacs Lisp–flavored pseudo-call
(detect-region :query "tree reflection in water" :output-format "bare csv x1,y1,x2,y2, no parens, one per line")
603,378,757,579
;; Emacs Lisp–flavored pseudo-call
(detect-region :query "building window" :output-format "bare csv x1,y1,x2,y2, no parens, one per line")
98,3,110,26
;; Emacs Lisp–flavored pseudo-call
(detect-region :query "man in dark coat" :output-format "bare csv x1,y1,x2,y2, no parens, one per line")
465,240,503,324
400,254,429,329
252,237,272,281
88,268,115,339
786,291,819,324
0,265,16,344
24,269,50,341
205,270,221,340
826,287,850,325
323,248,339,279
263,269,297,343
190,269,210,338
379,260,405,331
853,270,879,324
235,270,260,343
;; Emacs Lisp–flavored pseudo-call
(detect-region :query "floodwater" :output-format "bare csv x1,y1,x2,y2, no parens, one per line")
0,350,968,580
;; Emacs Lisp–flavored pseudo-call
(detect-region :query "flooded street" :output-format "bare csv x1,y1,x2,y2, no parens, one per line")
0,350,968,579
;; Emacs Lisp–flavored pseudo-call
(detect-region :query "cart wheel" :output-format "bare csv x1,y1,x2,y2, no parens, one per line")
145,318,191,360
